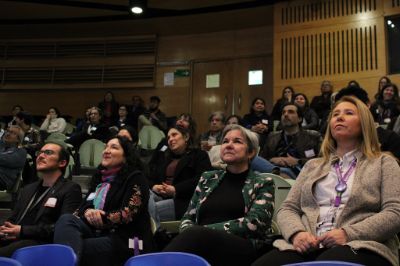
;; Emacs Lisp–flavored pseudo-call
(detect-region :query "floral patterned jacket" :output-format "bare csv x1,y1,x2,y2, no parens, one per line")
180,169,275,249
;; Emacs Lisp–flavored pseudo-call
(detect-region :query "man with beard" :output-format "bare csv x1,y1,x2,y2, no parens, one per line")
261,103,321,179
0,141,82,256
139,96,167,132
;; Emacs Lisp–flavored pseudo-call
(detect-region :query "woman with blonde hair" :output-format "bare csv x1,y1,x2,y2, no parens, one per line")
253,96,400,266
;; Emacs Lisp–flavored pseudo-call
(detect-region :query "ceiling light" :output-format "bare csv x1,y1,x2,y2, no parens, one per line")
391,24,395,28
129,0,146,14
388,20,392,25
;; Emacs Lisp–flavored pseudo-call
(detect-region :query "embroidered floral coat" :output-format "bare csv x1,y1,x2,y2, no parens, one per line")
180,169,275,249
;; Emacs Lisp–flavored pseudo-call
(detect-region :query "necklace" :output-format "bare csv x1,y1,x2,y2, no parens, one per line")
333,158,357,207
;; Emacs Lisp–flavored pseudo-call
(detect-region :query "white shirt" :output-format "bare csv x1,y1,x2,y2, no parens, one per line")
315,149,359,236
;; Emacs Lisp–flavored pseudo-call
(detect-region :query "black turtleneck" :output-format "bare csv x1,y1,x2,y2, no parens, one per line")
198,169,248,226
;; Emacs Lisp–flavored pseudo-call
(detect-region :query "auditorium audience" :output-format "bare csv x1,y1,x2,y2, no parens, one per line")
0,125,27,190
199,111,225,151
253,96,400,266
242,97,272,147
294,93,319,130
39,107,67,135
271,86,295,120
54,136,152,266
6,105,23,128
0,141,81,257
225,114,242,126
15,112,41,157
139,96,167,132
261,103,321,178
374,76,391,100
67,107,111,148
370,83,400,129
129,95,146,131
148,125,211,225
98,91,119,127
164,125,274,266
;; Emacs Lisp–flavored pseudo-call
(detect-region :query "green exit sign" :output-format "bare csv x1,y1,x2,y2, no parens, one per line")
174,69,190,77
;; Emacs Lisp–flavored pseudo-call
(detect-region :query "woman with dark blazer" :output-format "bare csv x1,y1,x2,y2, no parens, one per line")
148,125,211,224
54,136,152,266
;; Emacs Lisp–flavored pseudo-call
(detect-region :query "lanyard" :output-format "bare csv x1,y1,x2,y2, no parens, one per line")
333,158,357,207
16,187,51,224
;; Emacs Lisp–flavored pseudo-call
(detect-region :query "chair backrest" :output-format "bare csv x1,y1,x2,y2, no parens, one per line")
260,173,293,222
46,132,67,143
138,125,165,150
284,261,364,266
124,252,210,266
0,257,22,266
79,139,106,167
12,244,77,266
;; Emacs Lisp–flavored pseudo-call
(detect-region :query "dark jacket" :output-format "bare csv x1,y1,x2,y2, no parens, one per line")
77,169,153,262
0,141,27,190
261,129,321,166
66,123,111,148
8,177,82,242
148,148,212,219
301,108,319,130
310,93,332,120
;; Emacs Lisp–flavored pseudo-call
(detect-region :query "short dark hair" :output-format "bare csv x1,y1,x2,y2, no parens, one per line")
150,96,161,103
282,102,303,118
49,107,61,117
16,111,32,126
43,141,70,175
335,85,370,105
119,125,138,144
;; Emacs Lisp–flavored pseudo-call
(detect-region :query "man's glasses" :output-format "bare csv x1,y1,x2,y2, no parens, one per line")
36,150,56,156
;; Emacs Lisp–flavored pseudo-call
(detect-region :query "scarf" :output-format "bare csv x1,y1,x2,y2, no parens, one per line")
93,167,121,210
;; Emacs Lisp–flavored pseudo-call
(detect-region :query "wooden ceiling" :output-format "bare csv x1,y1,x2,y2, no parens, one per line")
0,0,275,38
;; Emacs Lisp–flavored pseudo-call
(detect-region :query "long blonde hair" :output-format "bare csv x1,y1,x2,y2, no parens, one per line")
320,96,381,162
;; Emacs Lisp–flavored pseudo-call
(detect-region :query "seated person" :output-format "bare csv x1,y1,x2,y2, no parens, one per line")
253,96,400,266
139,96,167,132
261,103,321,178
15,111,41,158
148,126,211,225
0,141,82,257
0,125,27,190
199,111,225,151
39,107,67,136
6,105,23,128
54,136,153,266
164,125,274,266
66,107,111,148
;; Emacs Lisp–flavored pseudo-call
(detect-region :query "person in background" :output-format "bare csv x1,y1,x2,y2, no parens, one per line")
6,105,24,128
374,76,391,100
148,125,211,225
253,96,400,266
199,111,225,151
310,80,333,121
0,141,81,257
98,91,119,127
15,112,41,157
294,93,319,131
117,125,139,147
347,80,360,88
271,86,295,121
225,114,242,126
261,103,321,179
128,96,146,131
54,136,152,266
242,97,272,148
139,96,167,132
39,107,67,136
370,83,400,129
164,125,274,266
0,126,27,190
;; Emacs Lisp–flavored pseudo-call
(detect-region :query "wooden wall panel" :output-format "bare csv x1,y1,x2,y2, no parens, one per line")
273,0,400,103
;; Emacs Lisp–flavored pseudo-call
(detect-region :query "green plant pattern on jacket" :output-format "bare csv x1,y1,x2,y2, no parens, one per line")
180,169,275,249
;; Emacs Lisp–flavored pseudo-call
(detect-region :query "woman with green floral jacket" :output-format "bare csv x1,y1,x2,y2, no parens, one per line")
164,125,274,266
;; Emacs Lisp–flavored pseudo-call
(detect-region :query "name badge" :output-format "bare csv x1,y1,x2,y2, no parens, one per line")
262,119,269,125
87,193,96,201
384,118,391,124
304,149,315,158
24,136,30,141
160,145,168,152
129,238,143,250
44,197,57,208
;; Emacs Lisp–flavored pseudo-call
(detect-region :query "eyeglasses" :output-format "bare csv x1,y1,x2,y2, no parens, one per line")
36,150,56,156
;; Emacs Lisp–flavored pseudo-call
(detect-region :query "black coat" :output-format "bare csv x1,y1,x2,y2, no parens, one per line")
77,169,153,263
148,148,212,219
8,177,82,242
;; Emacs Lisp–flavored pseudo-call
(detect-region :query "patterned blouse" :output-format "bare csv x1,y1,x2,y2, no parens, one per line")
180,169,275,249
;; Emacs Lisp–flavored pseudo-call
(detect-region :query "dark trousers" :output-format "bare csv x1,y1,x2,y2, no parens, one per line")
252,246,391,266
163,226,258,266
54,214,113,266
0,239,41,257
